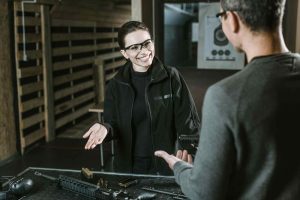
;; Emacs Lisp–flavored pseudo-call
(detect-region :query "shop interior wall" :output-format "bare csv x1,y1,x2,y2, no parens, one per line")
12,0,130,154
0,0,17,162
283,0,300,53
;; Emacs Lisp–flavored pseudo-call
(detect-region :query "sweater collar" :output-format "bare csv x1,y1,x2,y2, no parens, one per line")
114,56,168,84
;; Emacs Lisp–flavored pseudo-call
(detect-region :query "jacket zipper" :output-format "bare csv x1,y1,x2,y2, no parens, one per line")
145,79,159,174
120,81,135,170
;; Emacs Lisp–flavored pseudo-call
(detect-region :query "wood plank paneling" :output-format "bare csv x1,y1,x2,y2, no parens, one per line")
18,49,43,60
21,112,44,129
12,0,130,153
54,80,94,99
55,103,94,129
14,2,45,154
55,92,94,115
16,33,41,43
53,42,119,56
53,57,94,71
54,70,93,86
52,32,118,42
20,81,43,95
20,96,44,112
17,66,43,78
15,17,41,26
0,0,17,160
100,52,122,60
52,19,96,27
41,4,55,141
21,128,45,148
106,60,126,70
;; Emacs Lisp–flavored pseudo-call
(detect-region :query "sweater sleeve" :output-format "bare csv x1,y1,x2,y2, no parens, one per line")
173,85,236,200
102,81,117,142
172,69,201,137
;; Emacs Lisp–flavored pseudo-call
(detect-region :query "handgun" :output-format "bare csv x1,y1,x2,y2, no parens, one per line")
178,134,199,155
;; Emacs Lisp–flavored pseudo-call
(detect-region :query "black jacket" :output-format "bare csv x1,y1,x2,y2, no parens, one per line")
103,57,200,175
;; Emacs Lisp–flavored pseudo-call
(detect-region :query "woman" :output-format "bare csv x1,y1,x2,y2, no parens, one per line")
83,21,200,175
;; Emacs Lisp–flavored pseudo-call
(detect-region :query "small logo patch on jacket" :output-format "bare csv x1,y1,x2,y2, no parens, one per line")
154,94,173,100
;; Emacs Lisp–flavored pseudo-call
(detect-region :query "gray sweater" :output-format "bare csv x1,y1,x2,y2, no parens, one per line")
174,53,300,200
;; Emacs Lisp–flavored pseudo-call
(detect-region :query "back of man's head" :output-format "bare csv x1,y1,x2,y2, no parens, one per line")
220,0,286,32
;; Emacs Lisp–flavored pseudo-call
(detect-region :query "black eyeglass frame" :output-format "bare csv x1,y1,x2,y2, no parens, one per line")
216,11,227,19
124,39,153,51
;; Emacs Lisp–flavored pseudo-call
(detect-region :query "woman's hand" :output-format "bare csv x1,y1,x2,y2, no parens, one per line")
83,123,108,149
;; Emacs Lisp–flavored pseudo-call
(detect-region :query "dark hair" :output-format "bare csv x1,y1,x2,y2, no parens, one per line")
220,0,286,32
117,21,151,49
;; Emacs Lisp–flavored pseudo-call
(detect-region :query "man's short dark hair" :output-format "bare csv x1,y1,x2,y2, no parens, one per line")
220,0,286,32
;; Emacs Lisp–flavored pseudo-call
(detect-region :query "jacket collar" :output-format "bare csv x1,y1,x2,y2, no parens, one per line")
114,56,168,84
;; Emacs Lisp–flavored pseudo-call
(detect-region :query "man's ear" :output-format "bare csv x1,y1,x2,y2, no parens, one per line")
120,49,129,59
227,11,240,33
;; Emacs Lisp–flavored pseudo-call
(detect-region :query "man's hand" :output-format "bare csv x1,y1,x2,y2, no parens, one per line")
83,123,108,149
155,150,193,170
176,149,193,164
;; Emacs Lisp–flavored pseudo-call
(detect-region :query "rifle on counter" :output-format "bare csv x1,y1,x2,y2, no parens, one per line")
34,171,112,200
142,186,187,199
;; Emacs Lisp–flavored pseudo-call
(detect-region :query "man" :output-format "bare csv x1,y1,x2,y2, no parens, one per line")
155,0,300,199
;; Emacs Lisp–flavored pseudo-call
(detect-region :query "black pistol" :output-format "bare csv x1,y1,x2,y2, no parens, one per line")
178,134,199,155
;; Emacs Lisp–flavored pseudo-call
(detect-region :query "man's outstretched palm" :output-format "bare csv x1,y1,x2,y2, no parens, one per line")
155,150,193,170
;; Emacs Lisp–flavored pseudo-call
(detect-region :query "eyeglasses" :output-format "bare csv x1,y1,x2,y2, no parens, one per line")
124,39,153,53
216,11,227,21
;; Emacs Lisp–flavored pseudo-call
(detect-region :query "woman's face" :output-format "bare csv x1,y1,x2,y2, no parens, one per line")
120,30,155,72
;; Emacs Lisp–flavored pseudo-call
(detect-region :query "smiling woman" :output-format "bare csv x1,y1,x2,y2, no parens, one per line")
120,30,155,72
82,21,200,175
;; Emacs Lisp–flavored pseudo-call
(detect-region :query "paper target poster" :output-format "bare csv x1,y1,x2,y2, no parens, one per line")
197,3,244,69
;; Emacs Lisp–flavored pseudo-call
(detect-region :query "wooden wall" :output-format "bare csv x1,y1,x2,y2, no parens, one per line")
0,0,17,160
13,0,130,154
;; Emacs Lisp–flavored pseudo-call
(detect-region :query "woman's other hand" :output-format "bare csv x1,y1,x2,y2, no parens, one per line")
83,123,108,149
